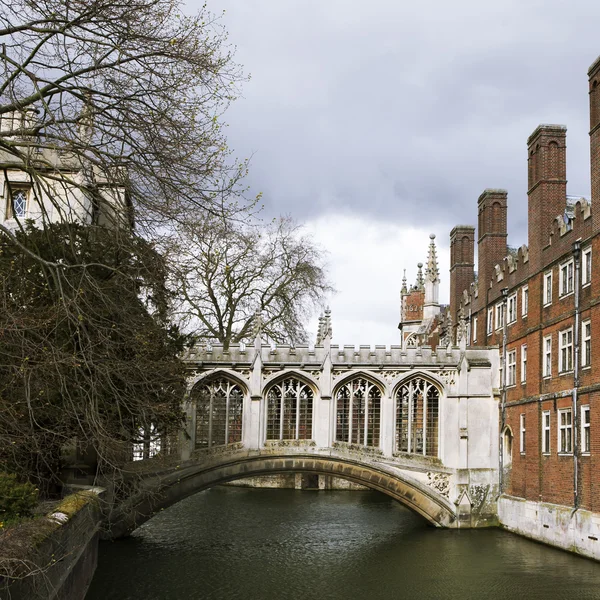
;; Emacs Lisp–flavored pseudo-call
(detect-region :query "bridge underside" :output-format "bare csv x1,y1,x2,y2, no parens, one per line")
106,452,462,539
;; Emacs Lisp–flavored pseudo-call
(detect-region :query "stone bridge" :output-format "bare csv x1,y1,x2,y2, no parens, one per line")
106,337,501,538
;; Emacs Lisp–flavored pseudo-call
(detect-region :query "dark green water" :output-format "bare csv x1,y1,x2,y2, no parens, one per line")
87,487,600,600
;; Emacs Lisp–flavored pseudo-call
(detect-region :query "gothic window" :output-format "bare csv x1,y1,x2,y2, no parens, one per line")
6,189,27,219
266,377,313,441
335,378,381,447
395,377,440,457
193,377,244,449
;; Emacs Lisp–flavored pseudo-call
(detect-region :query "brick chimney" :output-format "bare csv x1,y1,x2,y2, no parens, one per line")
449,225,474,327
477,189,507,296
526,124,567,270
589,57,600,232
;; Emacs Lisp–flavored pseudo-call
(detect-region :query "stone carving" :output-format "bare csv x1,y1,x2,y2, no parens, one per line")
437,369,457,386
426,471,450,499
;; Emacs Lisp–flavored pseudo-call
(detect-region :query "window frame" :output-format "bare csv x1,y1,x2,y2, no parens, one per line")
559,259,574,298
507,293,517,324
581,405,590,455
582,319,591,369
472,316,478,343
521,286,529,317
487,308,493,335
543,271,553,306
521,344,527,383
5,187,29,220
495,302,504,331
558,408,573,454
519,413,526,454
558,327,573,374
543,334,552,378
541,410,551,455
582,247,592,287
507,349,516,387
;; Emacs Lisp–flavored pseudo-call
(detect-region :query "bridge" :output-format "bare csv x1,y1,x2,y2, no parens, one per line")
105,335,501,538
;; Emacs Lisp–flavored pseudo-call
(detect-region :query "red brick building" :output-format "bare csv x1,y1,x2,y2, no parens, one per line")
449,58,600,522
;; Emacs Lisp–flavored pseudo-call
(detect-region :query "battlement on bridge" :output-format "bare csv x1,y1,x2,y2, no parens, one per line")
183,342,496,369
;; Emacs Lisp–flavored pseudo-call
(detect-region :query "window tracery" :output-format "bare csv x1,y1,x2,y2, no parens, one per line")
266,377,313,440
396,377,439,457
335,378,381,447
193,377,244,449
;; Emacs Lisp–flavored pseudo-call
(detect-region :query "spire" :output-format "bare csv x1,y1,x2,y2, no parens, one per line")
316,313,325,345
425,233,440,284
323,307,332,340
401,269,407,294
415,262,424,290
252,308,263,350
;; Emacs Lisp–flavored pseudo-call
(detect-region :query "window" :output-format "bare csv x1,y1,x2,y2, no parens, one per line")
582,247,592,287
582,319,591,368
472,316,478,342
503,428,513,465
507,350,516,386
582,405,591,454
522,286,529,317
544,271,553,305
521,344,527,383
543,335,552,377
542,411,551,454
193,377,244,448
487,308,493,334
507,293,517,324
395,377,440,457
267,377,313,441
559,260,574,297
558,408,573,454
519,414,526,454
132,424,162,461
559,328,573,374
336,378,381,447
6,188,28,219
495,302,504,330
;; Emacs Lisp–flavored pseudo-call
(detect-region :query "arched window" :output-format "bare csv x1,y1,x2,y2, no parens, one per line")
335,378,381,447
266,377,313,441
192,378,244,449
503,427,513,466
395,377,440,457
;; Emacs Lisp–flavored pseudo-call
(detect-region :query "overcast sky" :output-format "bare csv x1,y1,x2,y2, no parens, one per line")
188,0,600,345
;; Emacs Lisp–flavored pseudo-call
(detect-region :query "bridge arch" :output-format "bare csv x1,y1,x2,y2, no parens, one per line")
108,452,458,539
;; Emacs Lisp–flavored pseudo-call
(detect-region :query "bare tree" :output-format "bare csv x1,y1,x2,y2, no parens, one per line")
171,214,334,350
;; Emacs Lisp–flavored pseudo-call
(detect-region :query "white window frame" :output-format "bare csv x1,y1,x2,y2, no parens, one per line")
541,410,551,454
521,344,527,383
581,405,590,455
582,247,592,287
582,319,591,368
472,316,478,342
495,302,504,331
507,350,516,387
559,328,573,374
559,259,574,298
558,408,573,454
543,335,552,378
5,187,29,220
487,308,493,334
543,271,553,306
507,293,517,324
519,413,526,454
521,286,529,317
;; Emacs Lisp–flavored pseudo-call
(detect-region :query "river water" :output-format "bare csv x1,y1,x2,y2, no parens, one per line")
88,487,600,600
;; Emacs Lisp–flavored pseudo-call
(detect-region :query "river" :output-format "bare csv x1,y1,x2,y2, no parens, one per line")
87,487,600,600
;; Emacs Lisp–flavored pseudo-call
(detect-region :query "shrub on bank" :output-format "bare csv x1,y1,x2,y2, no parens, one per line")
0,473,38,526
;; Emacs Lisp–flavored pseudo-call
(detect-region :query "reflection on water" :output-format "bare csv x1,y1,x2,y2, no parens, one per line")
88,487,600,600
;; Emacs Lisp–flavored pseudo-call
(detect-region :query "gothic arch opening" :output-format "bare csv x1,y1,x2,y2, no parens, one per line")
394,376,440,457
265,376,314,441
334,377,382,447
190,377,245,449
